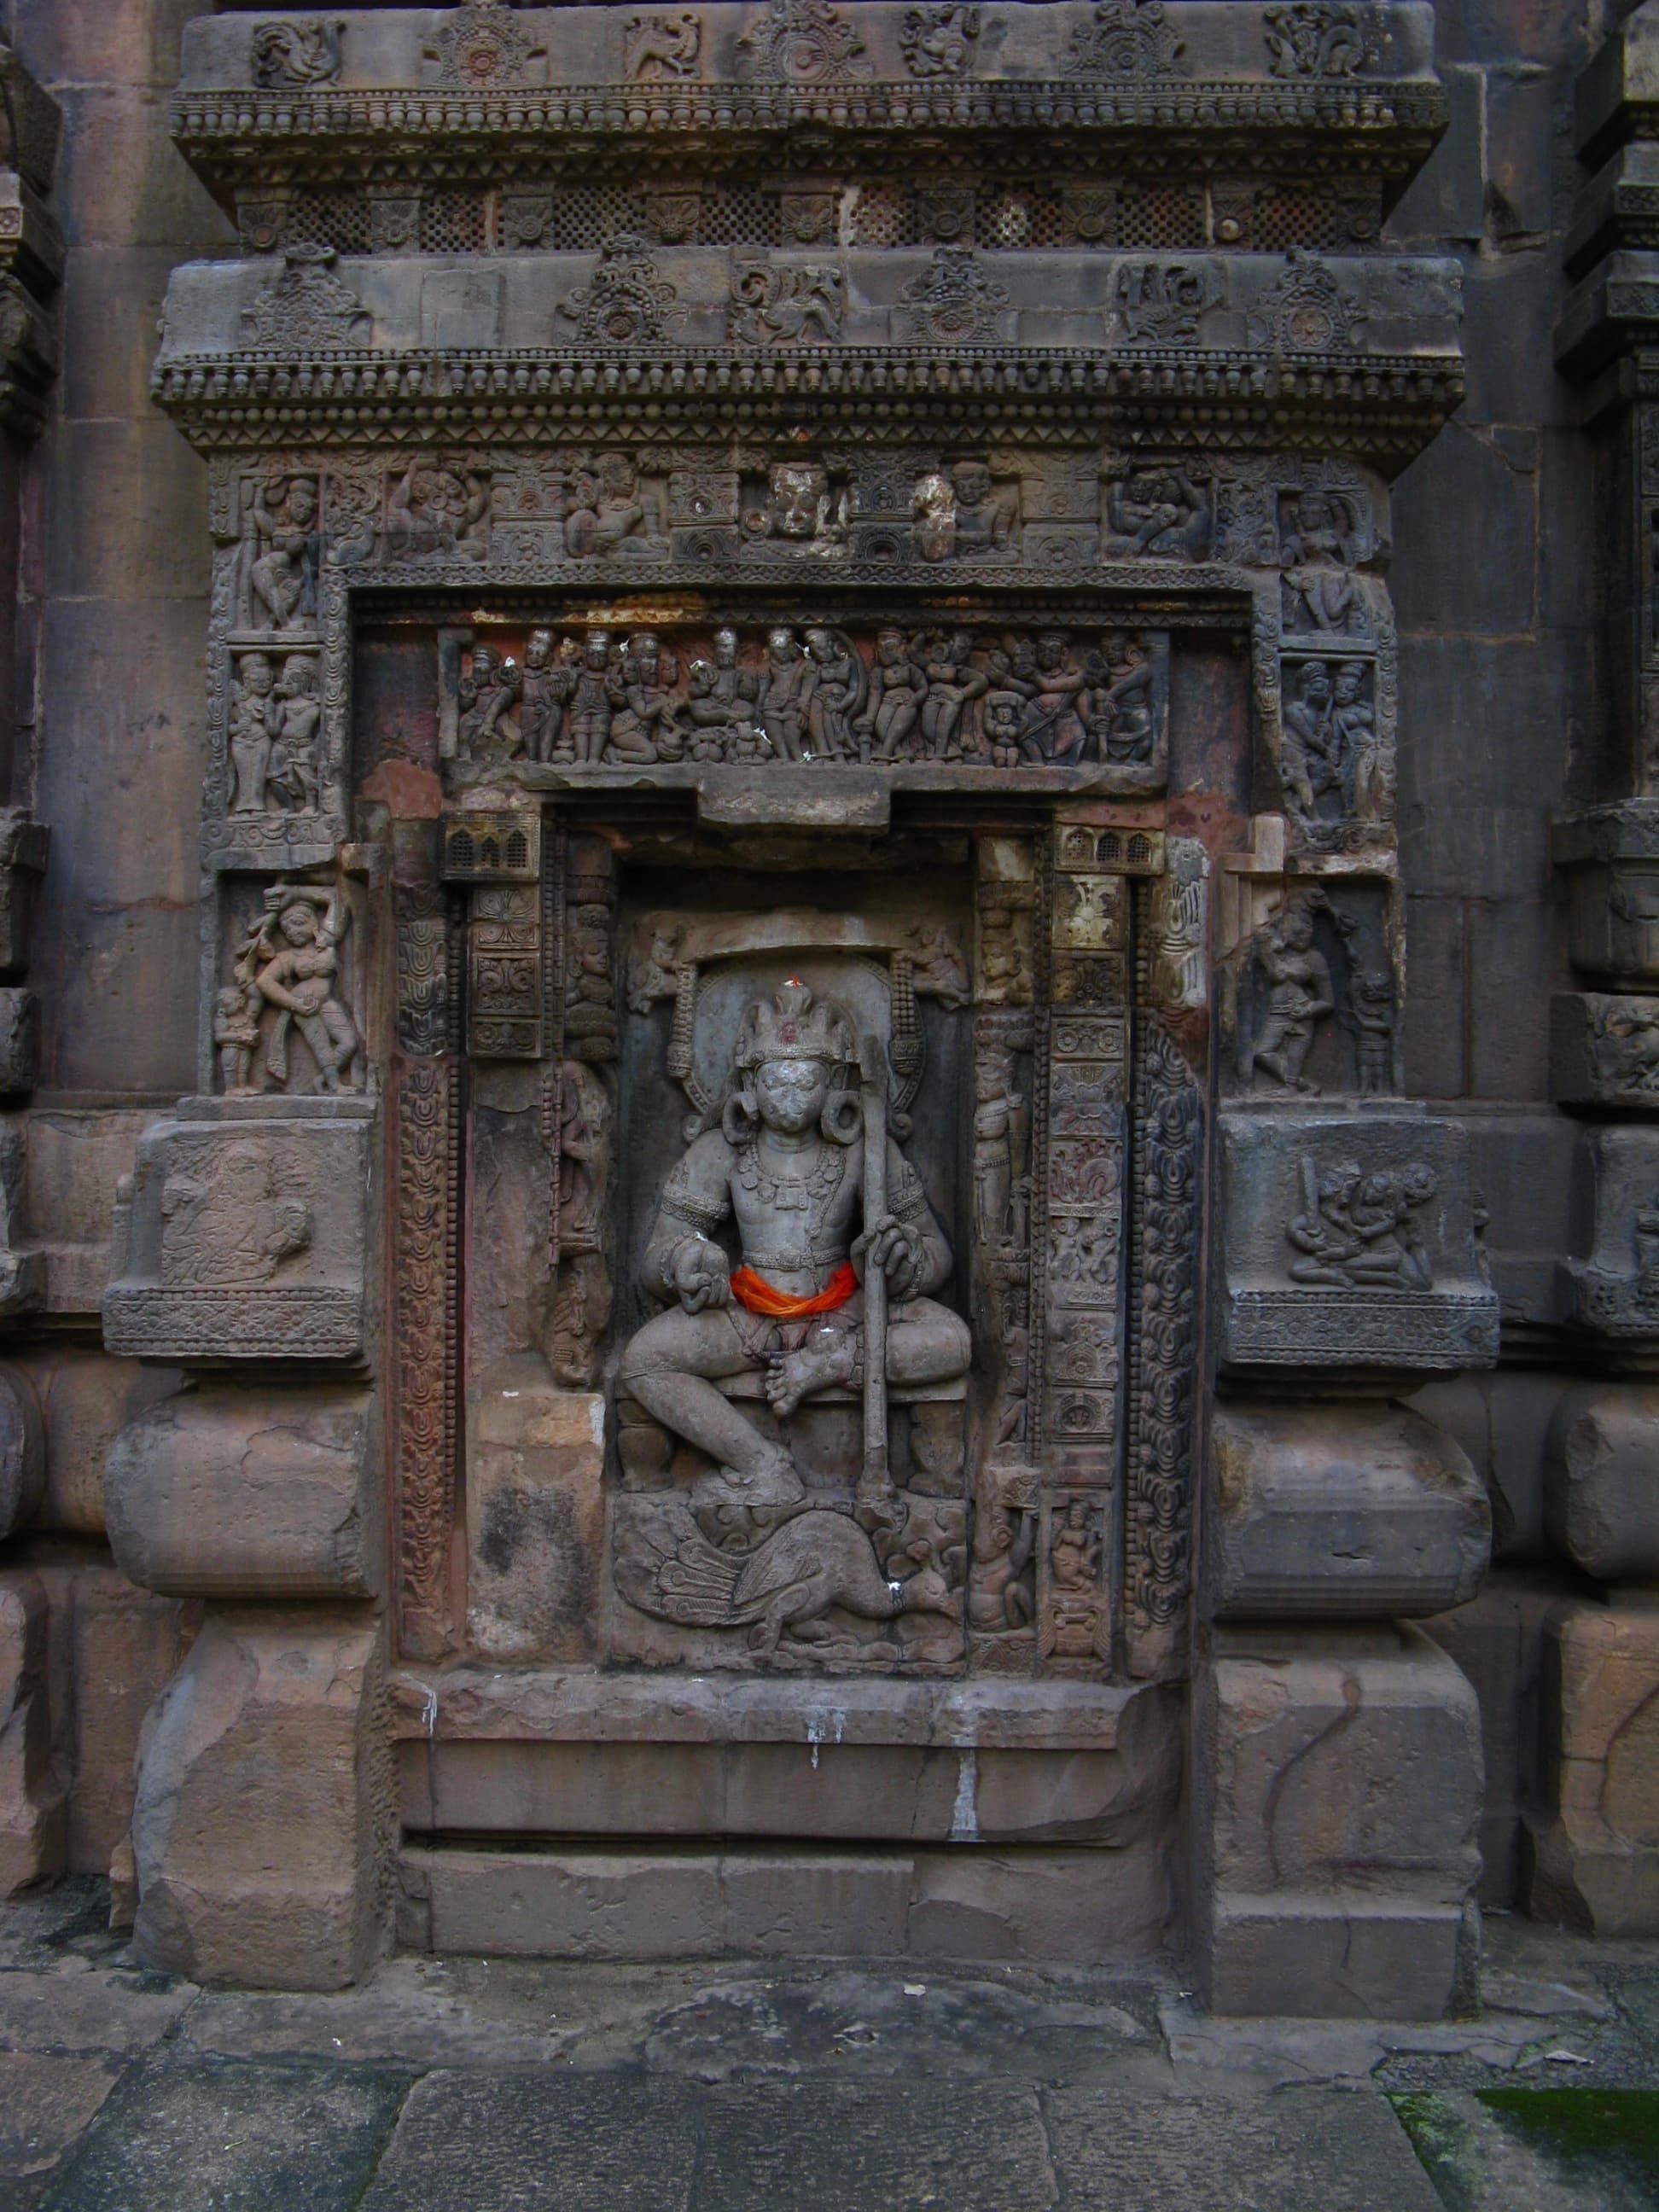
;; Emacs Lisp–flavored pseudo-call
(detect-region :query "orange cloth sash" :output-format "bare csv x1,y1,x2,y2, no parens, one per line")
729,1262,859,1319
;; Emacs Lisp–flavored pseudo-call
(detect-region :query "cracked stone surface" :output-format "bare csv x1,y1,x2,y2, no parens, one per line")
1,1884,1657,2208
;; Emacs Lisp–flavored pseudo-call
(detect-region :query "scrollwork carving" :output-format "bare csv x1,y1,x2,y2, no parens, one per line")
1067,0,1185,78
241,243,370,354
735,0,870,83
251,20,343,90
901,4,982,77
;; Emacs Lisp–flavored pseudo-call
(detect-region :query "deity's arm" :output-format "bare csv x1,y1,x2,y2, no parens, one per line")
886,1137,952,1295
641,1130,733,1300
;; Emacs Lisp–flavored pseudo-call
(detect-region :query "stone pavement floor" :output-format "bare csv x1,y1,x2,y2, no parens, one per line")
1,1884,1658,2209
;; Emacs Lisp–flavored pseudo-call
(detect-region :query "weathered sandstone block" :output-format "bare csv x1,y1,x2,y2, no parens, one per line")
465,1355,603,1662
103,1097,374,1365
0,1573,64,1895
105,1384,377,1598
1195,1623,1482,2018
131,1609,387,1988
32,1561,197,1876
0,988,39,1097
1530,1599,1659,1933
0,1358,42,1539
1545,1385,1659,1580
1207,1400,1489,1619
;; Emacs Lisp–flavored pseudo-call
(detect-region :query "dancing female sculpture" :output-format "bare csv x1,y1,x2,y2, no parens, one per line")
618,981,970,1510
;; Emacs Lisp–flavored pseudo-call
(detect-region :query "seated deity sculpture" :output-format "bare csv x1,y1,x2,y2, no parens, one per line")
617,981,972,1511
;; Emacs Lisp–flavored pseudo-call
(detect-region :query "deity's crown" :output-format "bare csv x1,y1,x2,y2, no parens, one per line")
735,980,853,1072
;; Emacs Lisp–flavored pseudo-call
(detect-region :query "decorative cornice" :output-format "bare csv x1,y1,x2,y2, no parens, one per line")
170,77,1447,194
149,341,1463,463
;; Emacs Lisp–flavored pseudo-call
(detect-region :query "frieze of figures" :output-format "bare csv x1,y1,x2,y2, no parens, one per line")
443,621,1168,781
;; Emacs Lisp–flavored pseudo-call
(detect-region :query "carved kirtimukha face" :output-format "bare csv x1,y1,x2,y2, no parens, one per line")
754,1056,832,1135
770,465,824,538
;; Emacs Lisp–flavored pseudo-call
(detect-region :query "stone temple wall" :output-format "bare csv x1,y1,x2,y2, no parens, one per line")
0,0,1647,2019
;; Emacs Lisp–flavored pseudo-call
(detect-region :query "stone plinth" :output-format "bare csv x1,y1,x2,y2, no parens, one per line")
1195,1623,1483,2020
391,1667,1180,1960
1529,1599,1659,1935
131,1609,387,1988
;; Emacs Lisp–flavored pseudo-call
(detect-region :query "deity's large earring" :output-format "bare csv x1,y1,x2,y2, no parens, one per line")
821,1082,863,1144
722,1086,760,1144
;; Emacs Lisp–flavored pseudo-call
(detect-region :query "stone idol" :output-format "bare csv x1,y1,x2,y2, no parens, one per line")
614,953,972,1668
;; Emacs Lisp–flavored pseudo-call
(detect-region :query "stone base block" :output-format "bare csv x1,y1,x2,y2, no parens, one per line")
1195,1623,1482,2019
1529,1599,1659,1934
1207,1400,1489,1620
398,1842,1170,1965
105,1384,378,1598
0,1573,64,1895
1205,1896,1469,2021
1545,1386,1659,1580
131,1609,387,1988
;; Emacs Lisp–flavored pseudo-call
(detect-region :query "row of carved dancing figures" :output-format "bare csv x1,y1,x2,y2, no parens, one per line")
249,1,1382,93
457,626,1158,771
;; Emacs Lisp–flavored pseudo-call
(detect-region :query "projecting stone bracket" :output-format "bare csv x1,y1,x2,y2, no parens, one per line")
102,1096,375,1367
1214,1106,1500,1379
